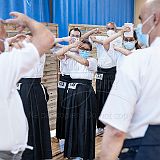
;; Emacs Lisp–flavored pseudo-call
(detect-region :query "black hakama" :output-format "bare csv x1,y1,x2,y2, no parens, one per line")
96,66,116,128
17,78,52,160
64,79,97,160
56,74,72,139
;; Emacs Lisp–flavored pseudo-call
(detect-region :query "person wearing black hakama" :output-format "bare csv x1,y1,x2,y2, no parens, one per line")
17,54,52,160
56,39,97,160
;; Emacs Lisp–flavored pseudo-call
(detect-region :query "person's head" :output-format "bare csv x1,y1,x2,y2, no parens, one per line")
123,31,141,50
78,39,92,59
25,32,32,42
69,28,81,44
139,0,160,46
106,22,117,36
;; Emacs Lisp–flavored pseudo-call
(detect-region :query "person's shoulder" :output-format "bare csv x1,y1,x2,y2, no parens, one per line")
128,47,153,61
119,48,152,76
10,41,40,63
87,57,97,64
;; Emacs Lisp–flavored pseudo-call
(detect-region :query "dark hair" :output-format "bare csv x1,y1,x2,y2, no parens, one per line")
133,30,141,49
26,32,32,36
69,28,81,37
81,39,92,51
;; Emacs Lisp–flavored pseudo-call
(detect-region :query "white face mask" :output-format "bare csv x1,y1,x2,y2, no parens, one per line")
106,30,116,37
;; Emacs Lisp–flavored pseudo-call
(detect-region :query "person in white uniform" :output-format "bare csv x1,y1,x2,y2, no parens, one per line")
16,34,52,159
89,22,122,133
0,12,54,160
51,28,99,152
56,39,97,160
103,28,141,69
54,28,81,142
99,0,160,160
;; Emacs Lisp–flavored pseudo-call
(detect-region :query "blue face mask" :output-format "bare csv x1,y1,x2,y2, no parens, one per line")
136,23,149,47
136,15,155,47
79,50,90,59
123,41,135,50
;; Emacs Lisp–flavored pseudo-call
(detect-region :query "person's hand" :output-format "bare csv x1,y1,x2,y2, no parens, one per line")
71,41,81,48
121,26,130,34
62,36,72,42
3,12,29,32
94,28,101,34
7,34,27,45
10,41,25,50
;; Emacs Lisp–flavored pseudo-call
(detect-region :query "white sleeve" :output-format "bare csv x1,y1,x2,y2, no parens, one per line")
113,37,123,47
99,55,140,132
87,57,97,72
0,42,40,97
107,45,121,65
89,37,98,48
4,39,10,52
89,36,105,48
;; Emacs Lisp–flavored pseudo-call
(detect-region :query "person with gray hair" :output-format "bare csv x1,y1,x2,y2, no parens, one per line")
99,0,160,160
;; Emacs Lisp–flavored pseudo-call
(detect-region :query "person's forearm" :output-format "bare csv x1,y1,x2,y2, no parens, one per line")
4,12,55,56
81,28,98,40
100,125,126,160
56,45,74,57
92,38,103,45
69,48,79,52
103,31,123,47
24,17,54,56
54,37,68,43
115,47,132,56
65,52,89,66
23,17,43,37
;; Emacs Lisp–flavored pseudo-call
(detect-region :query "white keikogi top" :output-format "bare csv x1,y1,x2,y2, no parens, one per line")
0,42,39,153
68,56,97,80
51,45,70,75
107,44,136,69
90,36,122,69
22,54,46,78
99,37,160,139
4,39,46,79
59,56,71,75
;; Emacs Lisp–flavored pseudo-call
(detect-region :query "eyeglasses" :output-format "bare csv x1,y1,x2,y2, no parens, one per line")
107,28,115,30
70,34,80,38
123,38,135,42
79,47,90,51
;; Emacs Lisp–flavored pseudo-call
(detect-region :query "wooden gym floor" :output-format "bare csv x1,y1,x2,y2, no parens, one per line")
52,134,103,160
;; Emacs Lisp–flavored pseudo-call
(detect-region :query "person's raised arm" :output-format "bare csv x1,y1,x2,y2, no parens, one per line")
55,41,80,59
54,36,72,44
4,12,54,56
113,45,132,56
90,36,103,45
65,51,89,66
81,28,100,40
100,125,126,160
103,27,130,51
